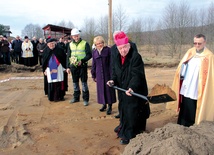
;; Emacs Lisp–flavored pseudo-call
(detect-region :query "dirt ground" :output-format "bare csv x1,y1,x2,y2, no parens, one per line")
0,64,178,155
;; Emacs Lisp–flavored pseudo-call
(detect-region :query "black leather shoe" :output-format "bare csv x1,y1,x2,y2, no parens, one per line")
106,105,112,115
60,97,65,101
114,114,120,119
100,104,107,112
114,125,121,133
120,139,129,145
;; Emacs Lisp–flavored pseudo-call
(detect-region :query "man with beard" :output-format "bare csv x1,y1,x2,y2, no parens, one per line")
42,38,67,102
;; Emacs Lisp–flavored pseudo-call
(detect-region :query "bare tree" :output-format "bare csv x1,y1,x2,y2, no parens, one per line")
127,17,144,45
81,17,97,47
96,15,108,42
206,2,214,51
0,24,5,35
21,24,43,39
112,13,117,33
188,9,198,45
57,20,66,27
198,8,207,34
34,26,43,39
152,21,164,56
67,21,74,29
113,4,128,31
54,20,74,29
162,2,179,58
176,1,191,58
144,17,156,54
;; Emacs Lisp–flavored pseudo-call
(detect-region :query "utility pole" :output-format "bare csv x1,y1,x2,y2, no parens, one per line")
108,0,113,46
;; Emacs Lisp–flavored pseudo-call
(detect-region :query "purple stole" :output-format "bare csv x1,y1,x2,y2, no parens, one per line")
48,55,58,80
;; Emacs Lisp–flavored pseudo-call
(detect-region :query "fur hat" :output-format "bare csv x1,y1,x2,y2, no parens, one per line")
114,31,129,46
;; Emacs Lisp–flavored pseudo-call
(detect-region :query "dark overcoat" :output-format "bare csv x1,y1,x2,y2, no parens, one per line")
111,47,150,140
12,39,22,53
91,46,116,104
42,44,67,95
31,40,39,66
110,41,138,78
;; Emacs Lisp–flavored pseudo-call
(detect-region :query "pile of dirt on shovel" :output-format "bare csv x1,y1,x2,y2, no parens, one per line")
123,121,214,155
148,84,177,101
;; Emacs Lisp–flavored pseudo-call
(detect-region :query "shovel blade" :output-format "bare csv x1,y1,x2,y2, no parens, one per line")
147,94,175,104
111,85,176,104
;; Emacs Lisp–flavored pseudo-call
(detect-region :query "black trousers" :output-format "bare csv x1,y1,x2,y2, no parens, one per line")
70,65,88,83
23,57,34,66
177,95,197,127
48,82,65,101
14,51,22,64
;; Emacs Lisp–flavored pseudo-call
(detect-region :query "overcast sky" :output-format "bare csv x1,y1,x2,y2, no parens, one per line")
0,0,212,36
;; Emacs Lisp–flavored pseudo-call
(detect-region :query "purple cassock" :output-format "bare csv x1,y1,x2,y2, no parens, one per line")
91,46,116,105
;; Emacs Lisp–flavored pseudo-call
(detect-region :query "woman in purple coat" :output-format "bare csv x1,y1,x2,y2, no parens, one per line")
91,36,116,115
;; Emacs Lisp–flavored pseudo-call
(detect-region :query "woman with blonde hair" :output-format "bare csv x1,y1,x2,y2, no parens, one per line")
91,36,116,115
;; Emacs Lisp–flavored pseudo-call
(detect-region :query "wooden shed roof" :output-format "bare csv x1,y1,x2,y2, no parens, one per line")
42,24,72,39
42,24,72,34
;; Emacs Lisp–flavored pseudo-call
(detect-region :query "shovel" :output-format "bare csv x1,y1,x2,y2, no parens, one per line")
111,86,176,104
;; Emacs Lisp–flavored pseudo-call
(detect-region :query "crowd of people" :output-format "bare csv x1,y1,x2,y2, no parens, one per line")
0,35,45,66
0,35,71,67
1,30,214,145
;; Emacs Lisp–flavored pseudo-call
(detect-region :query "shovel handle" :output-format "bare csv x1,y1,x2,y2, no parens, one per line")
112,86,148,101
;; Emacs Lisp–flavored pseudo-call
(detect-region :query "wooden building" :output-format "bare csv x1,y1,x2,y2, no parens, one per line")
42,24,72,39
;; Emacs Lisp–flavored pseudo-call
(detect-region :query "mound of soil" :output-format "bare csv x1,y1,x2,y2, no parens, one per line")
123,121,214,155
0,64,42,73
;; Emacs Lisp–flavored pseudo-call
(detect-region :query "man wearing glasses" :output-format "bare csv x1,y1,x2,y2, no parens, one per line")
168,34,214,127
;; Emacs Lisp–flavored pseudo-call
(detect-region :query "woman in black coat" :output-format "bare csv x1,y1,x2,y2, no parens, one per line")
107,31,150,145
